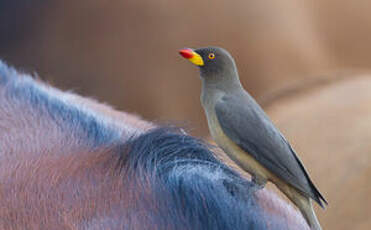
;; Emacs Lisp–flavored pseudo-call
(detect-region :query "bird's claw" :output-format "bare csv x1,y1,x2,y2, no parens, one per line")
250,176,266,193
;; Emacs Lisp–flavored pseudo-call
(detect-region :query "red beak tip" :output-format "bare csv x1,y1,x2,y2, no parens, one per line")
179,49,194,59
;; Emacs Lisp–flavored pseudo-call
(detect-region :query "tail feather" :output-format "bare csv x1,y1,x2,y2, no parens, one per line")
301,200,322,230
277,180,323,230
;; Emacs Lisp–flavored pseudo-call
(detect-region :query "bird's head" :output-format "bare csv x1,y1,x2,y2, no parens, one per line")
179,46,239,85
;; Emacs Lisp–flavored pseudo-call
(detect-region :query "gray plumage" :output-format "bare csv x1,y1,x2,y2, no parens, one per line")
179,46,327,230
215,91,326,207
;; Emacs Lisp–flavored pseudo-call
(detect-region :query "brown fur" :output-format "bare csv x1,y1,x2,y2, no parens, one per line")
0,62,310,229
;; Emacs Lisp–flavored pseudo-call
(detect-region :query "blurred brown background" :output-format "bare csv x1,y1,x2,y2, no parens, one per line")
0,1,370,229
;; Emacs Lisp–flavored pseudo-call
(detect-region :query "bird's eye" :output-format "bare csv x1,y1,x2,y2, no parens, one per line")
208,53,215,59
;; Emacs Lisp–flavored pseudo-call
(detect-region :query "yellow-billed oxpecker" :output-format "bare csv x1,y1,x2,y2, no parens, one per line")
179,47,327,230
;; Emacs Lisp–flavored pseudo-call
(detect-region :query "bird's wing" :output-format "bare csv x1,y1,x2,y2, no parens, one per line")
215,93,327,207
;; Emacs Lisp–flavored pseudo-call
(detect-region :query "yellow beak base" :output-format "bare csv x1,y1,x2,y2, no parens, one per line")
188,51,204,66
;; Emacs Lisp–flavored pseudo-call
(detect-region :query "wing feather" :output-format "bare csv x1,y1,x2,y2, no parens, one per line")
215,93,327,207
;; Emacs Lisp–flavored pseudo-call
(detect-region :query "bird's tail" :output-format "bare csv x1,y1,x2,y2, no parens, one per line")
278,182,323,230
300,199,322,230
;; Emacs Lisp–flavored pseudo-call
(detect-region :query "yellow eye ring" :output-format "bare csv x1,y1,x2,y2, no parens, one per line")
208,53,215,59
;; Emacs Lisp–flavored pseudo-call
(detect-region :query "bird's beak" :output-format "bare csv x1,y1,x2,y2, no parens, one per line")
179,48,204,66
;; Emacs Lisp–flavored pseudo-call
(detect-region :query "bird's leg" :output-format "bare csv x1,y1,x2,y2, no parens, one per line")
251,175,267,192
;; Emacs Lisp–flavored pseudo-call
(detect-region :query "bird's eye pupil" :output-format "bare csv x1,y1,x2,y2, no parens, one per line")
209,53,215,59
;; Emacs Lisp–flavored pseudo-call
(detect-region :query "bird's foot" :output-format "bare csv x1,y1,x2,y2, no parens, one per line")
250,176,267,193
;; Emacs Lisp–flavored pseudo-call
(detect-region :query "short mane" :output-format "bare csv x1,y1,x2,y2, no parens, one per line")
114,127,272,230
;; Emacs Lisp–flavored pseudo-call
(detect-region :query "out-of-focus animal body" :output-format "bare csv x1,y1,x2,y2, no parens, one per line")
0,61,309,230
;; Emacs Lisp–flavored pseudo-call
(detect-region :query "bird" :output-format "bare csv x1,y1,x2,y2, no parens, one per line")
179,46,327,230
